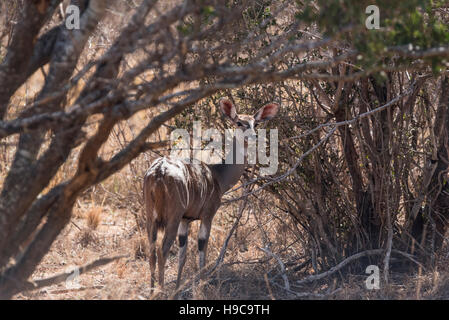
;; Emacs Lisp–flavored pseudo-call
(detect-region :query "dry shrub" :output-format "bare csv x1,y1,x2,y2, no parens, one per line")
133,236,148,261
86,207,102,230
77,228,98,248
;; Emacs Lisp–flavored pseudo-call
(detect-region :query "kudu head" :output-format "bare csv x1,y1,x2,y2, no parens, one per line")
218,98,279,134
217,97,279,166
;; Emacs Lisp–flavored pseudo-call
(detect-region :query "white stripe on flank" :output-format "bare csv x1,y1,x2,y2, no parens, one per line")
161,159,187,183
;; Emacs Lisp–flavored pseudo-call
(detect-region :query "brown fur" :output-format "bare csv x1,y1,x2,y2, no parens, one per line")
143,158,222,292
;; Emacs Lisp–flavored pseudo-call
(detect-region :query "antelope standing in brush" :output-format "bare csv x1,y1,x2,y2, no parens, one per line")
143,98,279,292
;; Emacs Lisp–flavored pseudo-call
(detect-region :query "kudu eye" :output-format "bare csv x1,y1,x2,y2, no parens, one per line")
236,121,243,127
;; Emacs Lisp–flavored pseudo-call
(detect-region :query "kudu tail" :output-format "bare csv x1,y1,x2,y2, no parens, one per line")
144,177,167,293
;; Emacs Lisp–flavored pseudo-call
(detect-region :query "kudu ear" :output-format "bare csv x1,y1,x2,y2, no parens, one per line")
254,103,279,122
219,98,238,121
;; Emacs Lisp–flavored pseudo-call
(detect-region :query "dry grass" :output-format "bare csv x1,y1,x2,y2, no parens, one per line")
10,188,449,300
77,228,99,248
86,207,102,230
132,235,148,261
9,192,296,300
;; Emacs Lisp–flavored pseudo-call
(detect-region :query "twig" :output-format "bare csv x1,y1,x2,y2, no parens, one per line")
48,285,105,294
22,254,128,292
264,273,275,300
223,78,425,203
71,220,82,231
296,249,424,285
391,250,426,270
283,79,420,142
223,127,337,203
272,281,342,298
383,205,393,284
296,249,385,285
258,246,290,291
205,190,250,276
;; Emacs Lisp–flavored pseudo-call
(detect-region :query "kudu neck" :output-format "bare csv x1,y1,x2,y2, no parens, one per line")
209,135,248,195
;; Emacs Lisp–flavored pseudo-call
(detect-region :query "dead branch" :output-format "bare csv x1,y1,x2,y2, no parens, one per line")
0,254,127,298
258,246,290,291
296,249,384,285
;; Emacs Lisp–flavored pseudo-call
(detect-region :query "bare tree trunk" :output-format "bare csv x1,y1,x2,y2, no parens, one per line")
408,77,449,265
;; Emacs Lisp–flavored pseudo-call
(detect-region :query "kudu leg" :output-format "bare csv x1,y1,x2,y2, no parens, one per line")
176,219,190,289
198,219,212,277
147,221,158,293
156,222,179,290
